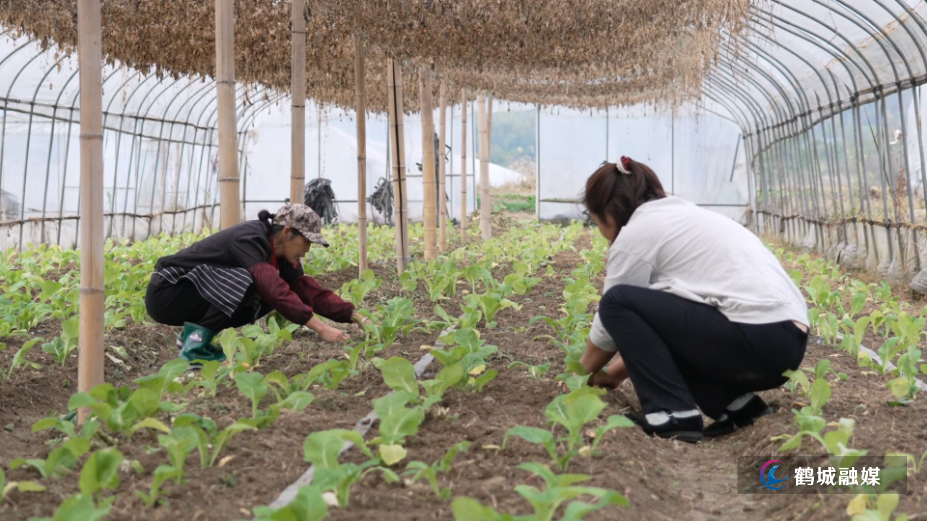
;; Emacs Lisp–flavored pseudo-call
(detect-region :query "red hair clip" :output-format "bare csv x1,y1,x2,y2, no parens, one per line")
617,156,632,175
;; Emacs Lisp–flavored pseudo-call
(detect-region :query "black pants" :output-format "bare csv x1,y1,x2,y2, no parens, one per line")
597,285,807,419
145,275,273,332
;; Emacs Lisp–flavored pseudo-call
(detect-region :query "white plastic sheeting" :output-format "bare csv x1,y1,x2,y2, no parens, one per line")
537,105,749,222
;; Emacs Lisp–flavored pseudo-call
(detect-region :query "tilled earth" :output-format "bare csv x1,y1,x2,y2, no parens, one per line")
1,234,925,520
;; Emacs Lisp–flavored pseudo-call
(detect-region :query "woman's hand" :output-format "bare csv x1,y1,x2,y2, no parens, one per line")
319,326,350,343
307,316,350,343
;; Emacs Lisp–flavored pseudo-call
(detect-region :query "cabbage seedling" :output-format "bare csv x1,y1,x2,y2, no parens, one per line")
403,441,471,499
0,467,45,505
136,465,183,507
450,462,628,521
304,429,398,507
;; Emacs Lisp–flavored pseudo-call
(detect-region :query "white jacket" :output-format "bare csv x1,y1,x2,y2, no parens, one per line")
589,197,808,353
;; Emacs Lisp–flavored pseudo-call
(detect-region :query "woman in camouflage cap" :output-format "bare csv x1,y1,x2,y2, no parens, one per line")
145,204,369,368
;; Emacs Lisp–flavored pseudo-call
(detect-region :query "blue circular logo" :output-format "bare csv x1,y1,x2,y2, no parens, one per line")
760,460,791,490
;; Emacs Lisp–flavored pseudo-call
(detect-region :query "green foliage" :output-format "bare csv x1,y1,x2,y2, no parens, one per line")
340,269,383,305
504,388,633,470
303,429,397,507
403,441,471,499
135,465,183,507
451,463,628,521
0,467,45,505
252,485,329,521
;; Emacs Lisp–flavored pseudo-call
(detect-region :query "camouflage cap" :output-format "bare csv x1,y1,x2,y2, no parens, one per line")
274,204,330,247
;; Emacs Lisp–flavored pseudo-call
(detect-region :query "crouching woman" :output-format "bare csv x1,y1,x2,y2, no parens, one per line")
580,157,809,443
145,204,370,367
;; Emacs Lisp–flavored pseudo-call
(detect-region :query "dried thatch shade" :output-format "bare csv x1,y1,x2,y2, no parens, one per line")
0,0,748,111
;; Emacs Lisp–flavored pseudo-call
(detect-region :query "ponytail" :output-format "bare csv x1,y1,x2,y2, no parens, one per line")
258,209,285,234
581,158,666,230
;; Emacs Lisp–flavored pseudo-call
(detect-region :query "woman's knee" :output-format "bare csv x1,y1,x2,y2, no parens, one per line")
599,284,636,314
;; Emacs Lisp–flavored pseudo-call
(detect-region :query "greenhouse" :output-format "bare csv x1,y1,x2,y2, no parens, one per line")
0,1,925,520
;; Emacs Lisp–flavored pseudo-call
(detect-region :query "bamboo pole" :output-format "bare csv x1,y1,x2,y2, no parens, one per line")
77,0,105,422
216,0,240,228
477,94,491,240
487,95,493,164
460,89,468,240
420,66,437,261
387,58,410,272
290,0,306,206
438,78,448,252
354,35,368,275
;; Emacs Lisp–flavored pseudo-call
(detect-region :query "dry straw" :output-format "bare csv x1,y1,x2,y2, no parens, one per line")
1,0,748,111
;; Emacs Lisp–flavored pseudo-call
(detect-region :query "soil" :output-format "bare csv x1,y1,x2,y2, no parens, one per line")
1,230,925,520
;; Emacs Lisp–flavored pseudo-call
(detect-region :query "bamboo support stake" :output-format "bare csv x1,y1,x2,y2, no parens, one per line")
420,66,437,261
290,0,306,205
438,78,448,252
354,35,368,275
487,95,493,163
77,0,105,422
216,0,240,228
477,94,491,240
387,58,410,272
460,89,468,240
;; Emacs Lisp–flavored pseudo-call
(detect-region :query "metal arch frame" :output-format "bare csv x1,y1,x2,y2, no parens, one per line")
149,77,218,237
18,53,69,247
736,14,853,243
707,0,927,277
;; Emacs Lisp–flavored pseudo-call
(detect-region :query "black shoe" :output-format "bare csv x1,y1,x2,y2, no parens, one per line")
703,395,773,438
625,412,703,443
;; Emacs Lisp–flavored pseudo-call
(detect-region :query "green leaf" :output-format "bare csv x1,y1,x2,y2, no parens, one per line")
451,497,508,521
303,429,372,469
473,369,498,392
379,357,419,397
128,417,171,438
210,422,256,467
235,372,269,417
278,391,315,411
378,444,408,466
422,363,465,399
778,433,803,451
809,377,831,414
79,448,125,496
503,426,555,449
253,485,328,521
45,493,110,521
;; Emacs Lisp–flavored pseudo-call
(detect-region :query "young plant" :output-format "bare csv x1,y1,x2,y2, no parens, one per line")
157,426,199,480
41,318,79,366
136,465,183,507
303,429,398,507
11,438,90,479
252,484,328,521
7,338,43,379
403,441,471,499
464,292,520,328
509,361,551,380
172,414,257,467
361,297,418,349
0,467,45,505
340,269,383,305
370,391,425,465
451,462,628,521
298,359,353,390
67,383,174,437
422,260,461,302
504,387,634,470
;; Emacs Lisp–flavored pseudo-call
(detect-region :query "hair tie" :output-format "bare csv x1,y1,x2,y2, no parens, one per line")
617,156,632,175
